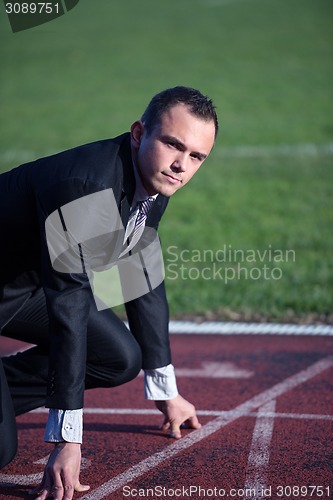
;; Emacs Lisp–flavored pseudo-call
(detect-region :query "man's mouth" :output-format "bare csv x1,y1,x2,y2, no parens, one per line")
162,172,182,184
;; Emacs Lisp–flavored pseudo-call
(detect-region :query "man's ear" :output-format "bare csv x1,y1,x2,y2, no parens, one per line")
130,121,145,151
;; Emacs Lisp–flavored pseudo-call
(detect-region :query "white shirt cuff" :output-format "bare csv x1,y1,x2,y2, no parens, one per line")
44,408,83,444
144,364,179,400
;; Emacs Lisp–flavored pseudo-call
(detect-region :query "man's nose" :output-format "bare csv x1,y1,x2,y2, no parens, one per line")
171,154,187,172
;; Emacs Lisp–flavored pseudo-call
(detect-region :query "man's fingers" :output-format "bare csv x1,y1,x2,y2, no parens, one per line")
161,417,170,431
46,473,66,500
170,415,202,438
29,476,89,499
75,481,90,493
34,484,53,500
29,473,52,499
187,414,202,430
28,474,47,495
35,489,51,500
28,488,48,499
60,468,81,500
157,395,202,440
161,417,181,438
169,421,182,439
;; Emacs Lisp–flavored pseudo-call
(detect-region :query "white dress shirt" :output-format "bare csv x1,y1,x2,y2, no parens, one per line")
45,365,178,443
44,163,178,444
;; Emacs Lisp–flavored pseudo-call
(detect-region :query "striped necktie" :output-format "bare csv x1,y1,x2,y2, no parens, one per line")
133,197,155,236
122,197,155,254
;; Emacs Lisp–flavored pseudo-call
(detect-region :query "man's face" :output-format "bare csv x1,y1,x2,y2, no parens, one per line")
130,103,216,197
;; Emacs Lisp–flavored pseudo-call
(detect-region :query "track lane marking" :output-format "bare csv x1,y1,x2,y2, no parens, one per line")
80,356,333,499
2,358,331,491
244,400,276,498
168,321,333,336
1,142,333,166
174,361,253,378
31,407,333,420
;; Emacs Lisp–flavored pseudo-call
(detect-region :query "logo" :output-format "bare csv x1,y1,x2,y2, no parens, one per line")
3,0,80,33
45,189,165,310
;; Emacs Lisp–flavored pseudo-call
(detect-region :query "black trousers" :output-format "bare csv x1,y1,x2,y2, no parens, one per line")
0,287,142,469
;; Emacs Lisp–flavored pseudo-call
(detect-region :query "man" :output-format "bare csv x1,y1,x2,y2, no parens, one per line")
0,86,218,499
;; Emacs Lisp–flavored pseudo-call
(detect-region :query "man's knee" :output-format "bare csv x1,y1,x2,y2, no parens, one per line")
86,340,142,389
118,341,142,383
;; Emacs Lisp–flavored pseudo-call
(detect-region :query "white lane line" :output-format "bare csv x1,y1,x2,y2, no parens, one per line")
137,361,253,379
1,142,332,165
30,407,333,421
168,321,333,336
244,400,276,498
174,361,253,378
216,142,333,158
80,356,333,500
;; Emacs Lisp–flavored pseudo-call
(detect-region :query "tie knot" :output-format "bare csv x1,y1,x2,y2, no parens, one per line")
138,197,155,216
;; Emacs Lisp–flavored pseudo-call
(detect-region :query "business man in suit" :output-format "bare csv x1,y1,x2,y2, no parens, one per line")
0,86,218,499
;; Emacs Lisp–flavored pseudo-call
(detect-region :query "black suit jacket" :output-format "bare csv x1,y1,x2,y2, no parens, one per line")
0,133,171,409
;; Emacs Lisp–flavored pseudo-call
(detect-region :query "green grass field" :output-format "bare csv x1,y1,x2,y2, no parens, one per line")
1,0,332,322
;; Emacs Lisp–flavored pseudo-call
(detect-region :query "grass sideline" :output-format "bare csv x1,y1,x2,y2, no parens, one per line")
0,0,332,321
160,151,333,322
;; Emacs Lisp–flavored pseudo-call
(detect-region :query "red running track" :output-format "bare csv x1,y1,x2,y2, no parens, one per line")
0,333,332,500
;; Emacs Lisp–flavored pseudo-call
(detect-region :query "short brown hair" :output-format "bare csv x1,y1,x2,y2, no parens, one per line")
141,86,219,139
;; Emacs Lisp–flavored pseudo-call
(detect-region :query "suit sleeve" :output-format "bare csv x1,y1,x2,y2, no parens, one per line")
124,196,171,370
125,280,171,369
36,179,111,410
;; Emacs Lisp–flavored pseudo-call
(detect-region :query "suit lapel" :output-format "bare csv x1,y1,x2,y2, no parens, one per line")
120,196,131,227
117,134,135,227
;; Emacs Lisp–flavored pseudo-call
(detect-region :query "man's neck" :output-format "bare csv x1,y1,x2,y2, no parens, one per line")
132,161,158,208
